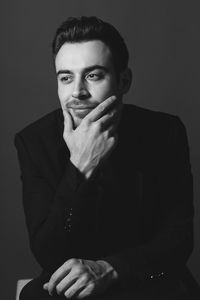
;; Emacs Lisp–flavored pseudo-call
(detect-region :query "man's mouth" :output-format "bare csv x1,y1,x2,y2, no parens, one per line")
68,106,96,109
69,107,95,118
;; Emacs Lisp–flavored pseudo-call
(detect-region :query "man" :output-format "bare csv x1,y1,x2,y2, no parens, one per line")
15,16,196,299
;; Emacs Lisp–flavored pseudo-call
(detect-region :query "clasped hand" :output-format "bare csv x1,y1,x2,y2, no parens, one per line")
43,258,118,298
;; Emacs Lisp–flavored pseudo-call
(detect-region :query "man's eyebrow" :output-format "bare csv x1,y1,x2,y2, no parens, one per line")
56,65,109,76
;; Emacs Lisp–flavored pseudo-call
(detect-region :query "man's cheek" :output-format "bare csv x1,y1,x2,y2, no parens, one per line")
93,83,115,103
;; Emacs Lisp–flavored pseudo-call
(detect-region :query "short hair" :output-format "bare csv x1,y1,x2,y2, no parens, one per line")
52,16,129,77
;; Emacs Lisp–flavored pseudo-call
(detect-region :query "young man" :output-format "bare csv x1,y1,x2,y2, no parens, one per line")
15,16,196,299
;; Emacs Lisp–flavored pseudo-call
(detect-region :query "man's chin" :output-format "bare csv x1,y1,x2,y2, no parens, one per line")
70,108,93,127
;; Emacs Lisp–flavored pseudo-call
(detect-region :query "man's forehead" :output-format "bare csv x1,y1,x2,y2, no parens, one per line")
55,40,113,72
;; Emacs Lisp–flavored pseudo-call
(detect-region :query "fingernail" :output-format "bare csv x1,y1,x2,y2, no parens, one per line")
111,96,117,101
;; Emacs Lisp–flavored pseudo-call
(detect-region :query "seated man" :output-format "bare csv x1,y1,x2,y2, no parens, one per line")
15,16,195,299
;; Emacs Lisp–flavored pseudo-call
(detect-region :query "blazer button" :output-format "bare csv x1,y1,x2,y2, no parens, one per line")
149,272,164,280
64,225,71,233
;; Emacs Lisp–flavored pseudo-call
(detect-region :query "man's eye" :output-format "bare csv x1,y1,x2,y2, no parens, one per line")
60,76,73,83
86,73,102,81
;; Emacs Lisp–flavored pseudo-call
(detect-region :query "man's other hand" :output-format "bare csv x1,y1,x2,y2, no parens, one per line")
63,95,122,179
43,258,118,299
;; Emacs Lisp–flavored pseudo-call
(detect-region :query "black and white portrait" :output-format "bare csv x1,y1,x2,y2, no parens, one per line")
1,1,200,299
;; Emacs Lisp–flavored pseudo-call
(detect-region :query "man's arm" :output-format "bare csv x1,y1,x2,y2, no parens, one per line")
14,132,97,271
103,116,194,287
14,96,121,273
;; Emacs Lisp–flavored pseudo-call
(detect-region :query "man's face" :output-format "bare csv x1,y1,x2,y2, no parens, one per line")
55,40,121,127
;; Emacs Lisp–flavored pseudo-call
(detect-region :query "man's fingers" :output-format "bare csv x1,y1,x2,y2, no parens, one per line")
97,103,122,130
85,96,117,123
107,124,118,137
76,283,96,299
64,277,89,299
55,275,77,295
47,264,71,295
43,283,48,290
63,109,73,132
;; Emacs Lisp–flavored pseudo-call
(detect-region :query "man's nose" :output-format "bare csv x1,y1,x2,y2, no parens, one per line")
72,78,90,99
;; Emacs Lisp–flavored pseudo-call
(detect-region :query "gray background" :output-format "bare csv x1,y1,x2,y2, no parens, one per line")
1,1,200,299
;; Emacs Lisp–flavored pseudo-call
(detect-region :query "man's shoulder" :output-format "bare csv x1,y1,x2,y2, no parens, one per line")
122,104,187,151
124,103,179,124
123,103,184,133
16,108,63,148
16,108,63,141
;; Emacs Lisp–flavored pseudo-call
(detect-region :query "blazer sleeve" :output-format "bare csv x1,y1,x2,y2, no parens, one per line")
104,116,194,287
14,132,98,272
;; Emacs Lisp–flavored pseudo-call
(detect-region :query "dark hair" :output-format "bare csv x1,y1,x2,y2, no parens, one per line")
52,16,129,77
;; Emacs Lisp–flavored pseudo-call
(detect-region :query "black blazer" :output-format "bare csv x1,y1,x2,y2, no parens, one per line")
14,104,194,287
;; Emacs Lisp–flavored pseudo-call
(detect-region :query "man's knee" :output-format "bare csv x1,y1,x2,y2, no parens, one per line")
19,280,33,300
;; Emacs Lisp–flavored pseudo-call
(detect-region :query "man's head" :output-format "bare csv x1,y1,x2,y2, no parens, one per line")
52,16,132,127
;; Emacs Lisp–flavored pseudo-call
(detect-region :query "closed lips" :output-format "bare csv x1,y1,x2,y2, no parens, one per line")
70,106,96,109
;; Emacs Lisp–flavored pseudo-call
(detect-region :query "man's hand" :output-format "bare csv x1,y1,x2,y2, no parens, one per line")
63,96,122,179
43,258,118,299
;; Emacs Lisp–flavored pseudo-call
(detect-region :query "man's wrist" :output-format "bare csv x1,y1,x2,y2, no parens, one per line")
70,156,94,179
96,260,119,281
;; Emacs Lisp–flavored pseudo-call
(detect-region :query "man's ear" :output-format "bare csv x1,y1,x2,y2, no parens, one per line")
118,68,132,95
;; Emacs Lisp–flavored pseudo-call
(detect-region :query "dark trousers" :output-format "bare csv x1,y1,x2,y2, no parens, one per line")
19,270,200,300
